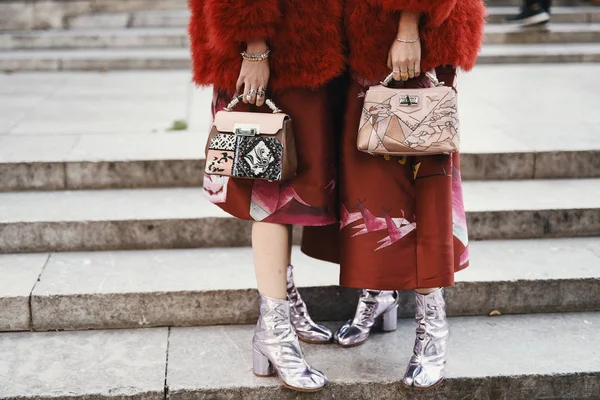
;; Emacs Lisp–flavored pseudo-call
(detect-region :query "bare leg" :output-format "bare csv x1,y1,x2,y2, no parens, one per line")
415,287,440,294
252,222,291,300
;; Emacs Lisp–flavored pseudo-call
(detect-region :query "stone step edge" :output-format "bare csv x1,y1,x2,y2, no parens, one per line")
2,149,600,191
1,51,600,73
2,208,600,254
21,277,600,332
2,312,599,400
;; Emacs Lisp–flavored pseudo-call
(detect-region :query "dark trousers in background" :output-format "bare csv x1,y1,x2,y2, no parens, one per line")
526,0,552,12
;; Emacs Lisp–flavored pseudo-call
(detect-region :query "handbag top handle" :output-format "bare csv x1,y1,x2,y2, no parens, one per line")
380,71,444,88
223,95,283,114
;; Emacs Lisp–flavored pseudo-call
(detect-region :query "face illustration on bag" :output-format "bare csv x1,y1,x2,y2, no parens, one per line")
244,141,275,175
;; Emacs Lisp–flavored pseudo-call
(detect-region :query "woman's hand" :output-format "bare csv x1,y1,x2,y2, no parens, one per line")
236,39,270,107
387,12,422,81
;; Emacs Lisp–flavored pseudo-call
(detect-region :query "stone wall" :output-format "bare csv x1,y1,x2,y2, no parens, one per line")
0,0,187,31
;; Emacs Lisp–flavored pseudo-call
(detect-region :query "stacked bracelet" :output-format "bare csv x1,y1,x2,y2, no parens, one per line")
396,38,420,43
241,49,271,62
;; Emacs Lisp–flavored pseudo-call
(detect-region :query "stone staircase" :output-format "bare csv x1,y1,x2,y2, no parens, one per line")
1,4,600,71
1,2,600,399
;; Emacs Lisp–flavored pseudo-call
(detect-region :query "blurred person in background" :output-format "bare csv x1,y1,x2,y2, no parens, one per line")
506,0,552,27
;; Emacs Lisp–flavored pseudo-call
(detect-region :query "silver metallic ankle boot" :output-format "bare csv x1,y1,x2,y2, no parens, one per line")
253,294,328,392
287,265,333,344
403,289,449,389
334,289,400,348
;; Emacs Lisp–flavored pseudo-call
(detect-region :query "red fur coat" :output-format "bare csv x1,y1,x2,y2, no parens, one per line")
189,0,486,94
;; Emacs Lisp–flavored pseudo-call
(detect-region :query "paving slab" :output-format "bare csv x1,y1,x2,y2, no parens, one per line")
166,312,600,399
0,254,48,331
0,327,168,400
22,238,600,331
0,179,599,253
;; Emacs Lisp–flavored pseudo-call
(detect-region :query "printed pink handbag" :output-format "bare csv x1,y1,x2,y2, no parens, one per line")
205,95,297,182
357,72,459,156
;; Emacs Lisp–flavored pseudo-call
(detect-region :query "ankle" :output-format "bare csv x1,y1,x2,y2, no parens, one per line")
415,287,441,295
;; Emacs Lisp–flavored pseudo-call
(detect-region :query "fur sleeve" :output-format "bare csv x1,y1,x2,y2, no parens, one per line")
200,0,282,45
366,0,458,27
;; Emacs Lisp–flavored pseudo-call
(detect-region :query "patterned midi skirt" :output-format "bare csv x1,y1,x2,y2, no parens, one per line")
302,69,469,290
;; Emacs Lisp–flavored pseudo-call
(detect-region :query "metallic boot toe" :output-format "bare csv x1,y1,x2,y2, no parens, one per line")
335,325,369,347
297,322,333,344
402,363,419,387
287,265,333,344
413,369,443,389
335,289,400,348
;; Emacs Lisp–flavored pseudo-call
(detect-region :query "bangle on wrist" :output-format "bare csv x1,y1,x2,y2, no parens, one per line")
241,48,271,62
396,37,420,43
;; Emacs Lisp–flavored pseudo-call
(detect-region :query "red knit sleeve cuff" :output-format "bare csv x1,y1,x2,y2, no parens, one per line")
367,0,458,27
203,0,282,45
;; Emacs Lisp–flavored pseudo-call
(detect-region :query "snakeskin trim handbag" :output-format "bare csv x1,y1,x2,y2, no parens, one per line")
205,96,297,181
357,72,459,156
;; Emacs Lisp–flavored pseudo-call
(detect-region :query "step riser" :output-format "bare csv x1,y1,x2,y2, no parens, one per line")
487,12,600,24
66,12,600,30
484,30,600,46
1,210,599,253
171,373,599,400
20,278,599,332
2,53,599,73
0,0,187,31
2,31,599,51
478,52,600,63
2,151,600,191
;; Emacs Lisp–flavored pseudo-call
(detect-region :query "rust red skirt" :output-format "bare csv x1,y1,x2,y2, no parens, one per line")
203,83,339,226
302,71,469,290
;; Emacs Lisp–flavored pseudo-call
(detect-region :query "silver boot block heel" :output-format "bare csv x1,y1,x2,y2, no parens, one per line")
334,289,400,348
403,289,449,390
253,294,328,392
381,303,398,332
287,265,333,344
252,349,275,377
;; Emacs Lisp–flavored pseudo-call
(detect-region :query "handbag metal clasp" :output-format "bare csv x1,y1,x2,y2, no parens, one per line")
234,123,260,136
399,95,419,107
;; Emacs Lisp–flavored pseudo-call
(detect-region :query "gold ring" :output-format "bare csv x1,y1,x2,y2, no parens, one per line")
400,72,410,80
408,68,415,72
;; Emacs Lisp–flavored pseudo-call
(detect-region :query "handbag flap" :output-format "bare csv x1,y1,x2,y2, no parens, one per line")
214,111,289,135
364,85,456,129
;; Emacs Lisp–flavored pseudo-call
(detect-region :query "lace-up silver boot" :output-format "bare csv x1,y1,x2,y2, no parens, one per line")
334,289,400,348
287,265,333,344
403,289,449,389
253,294,328,392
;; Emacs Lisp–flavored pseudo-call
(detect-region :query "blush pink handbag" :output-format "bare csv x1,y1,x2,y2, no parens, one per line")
357,72,459,156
